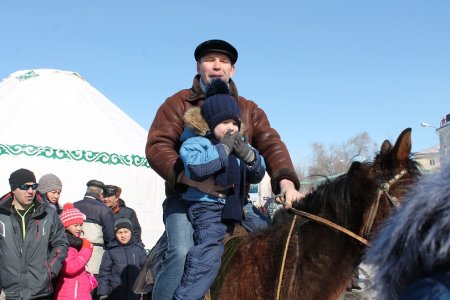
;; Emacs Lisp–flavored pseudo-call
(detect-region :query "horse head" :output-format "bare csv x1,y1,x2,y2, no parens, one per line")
292,128,420,244
359,128,421,240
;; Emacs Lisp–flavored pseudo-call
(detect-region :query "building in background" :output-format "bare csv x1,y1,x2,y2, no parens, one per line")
414,145,440,173
437,113,450,163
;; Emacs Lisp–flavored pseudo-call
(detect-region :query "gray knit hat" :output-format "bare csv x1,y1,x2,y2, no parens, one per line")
114,218,133,233
37,173,63,194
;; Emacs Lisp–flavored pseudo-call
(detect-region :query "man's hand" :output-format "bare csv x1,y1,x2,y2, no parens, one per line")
233,135,255,164
178,171,232,198
220,129,238,155
278,179,304,208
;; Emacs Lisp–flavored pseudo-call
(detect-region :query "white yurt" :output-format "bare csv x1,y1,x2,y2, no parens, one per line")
0,69,165,248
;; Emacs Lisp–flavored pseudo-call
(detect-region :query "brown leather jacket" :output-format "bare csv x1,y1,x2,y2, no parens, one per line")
145,75,300,196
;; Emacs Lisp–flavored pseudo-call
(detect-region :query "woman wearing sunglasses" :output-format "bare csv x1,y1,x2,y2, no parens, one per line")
0,168,68,300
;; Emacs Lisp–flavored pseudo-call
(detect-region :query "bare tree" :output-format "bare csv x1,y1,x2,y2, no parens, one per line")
307,132,377,177
294,164,306,181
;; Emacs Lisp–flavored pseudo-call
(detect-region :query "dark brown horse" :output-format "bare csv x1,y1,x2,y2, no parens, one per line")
210,128,421,300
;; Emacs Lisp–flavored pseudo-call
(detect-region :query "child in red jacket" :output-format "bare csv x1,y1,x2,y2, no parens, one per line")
55,203,97,300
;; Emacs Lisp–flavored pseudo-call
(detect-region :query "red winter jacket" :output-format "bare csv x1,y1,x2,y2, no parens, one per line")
55,245,95,299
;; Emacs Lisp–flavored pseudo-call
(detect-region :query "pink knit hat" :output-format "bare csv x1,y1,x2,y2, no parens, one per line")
60,203,85,227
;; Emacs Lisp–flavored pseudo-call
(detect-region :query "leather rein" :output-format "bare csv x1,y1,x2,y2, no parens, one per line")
285,168,408,247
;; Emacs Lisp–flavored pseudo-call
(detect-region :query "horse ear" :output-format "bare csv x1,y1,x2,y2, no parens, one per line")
392,128,412,163
380,140,392,155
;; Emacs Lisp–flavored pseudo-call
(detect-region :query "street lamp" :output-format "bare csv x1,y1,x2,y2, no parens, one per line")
420,122,439,135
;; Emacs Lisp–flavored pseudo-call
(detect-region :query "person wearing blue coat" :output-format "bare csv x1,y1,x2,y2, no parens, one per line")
173,79,266,300
97,218,147,300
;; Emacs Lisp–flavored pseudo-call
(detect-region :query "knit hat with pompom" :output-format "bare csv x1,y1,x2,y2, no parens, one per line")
60,203,85,227
201,78,241,131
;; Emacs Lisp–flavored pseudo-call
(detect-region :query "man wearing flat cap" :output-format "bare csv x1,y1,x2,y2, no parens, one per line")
145,39,302,299
74,178,115,297
0,168,68,299
102,184,143,243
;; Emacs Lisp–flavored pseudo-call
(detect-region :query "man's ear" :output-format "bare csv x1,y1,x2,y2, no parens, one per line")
230,65,236,78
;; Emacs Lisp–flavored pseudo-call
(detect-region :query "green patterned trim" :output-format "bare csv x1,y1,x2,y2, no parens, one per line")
15,70,39,81
0,144,150,168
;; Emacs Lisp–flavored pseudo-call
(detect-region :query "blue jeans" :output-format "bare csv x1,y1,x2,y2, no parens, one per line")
151,195,194,300
174,202,226,300
242,202,271,232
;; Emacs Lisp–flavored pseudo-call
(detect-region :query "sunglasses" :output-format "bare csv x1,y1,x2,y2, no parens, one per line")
16,183,39,191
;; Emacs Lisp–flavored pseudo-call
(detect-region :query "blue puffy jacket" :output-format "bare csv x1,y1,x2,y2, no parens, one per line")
179,127,266,204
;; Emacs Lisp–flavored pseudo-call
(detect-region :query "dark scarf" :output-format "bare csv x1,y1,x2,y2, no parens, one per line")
66,232,83,250
210,135,245,222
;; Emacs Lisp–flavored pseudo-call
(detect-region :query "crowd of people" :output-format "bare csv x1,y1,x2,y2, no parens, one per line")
0,168,145,300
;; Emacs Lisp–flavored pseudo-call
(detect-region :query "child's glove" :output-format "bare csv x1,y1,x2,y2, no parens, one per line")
219,130,238,155
81,238,93,249
234,135,255,164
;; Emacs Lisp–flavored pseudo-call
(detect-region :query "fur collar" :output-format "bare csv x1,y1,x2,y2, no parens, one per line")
183,106,246,137
184,107,210,136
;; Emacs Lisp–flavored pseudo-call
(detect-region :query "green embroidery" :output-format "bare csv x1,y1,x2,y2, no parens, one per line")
15,71,39,81
0,144,150,168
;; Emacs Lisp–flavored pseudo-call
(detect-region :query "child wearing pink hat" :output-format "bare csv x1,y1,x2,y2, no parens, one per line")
55,203,97,299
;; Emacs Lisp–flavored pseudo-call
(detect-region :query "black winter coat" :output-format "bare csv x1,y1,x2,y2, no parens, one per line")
97,238,147,300
0,192,68,299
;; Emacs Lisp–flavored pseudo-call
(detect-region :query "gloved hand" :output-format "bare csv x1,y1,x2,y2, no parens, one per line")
98,295,108,300
234,135,255,164
81,238,93,249
219,129,238,155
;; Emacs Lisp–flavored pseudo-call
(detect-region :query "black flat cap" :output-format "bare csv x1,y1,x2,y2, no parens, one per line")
104,185,118,197
194,39,238,64
86,179,106,191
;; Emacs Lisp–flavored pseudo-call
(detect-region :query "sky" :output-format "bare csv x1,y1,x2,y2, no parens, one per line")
1,1,449,169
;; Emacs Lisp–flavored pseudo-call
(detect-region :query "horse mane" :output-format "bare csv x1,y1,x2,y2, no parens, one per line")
271,154,421,238
272,161,372,230
365,162,450,300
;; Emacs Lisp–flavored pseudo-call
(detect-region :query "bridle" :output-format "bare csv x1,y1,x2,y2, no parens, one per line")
359,169,407,240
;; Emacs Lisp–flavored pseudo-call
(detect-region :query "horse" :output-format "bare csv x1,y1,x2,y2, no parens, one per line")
209,128,421,300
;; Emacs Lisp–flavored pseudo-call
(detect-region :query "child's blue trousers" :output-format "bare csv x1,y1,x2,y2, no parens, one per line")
173,201,226,300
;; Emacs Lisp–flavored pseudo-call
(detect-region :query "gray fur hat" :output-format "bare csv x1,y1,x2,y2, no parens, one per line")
37,173,62,194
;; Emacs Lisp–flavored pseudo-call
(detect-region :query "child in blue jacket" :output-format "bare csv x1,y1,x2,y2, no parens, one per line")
173,79,266,300
97,218,147,300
